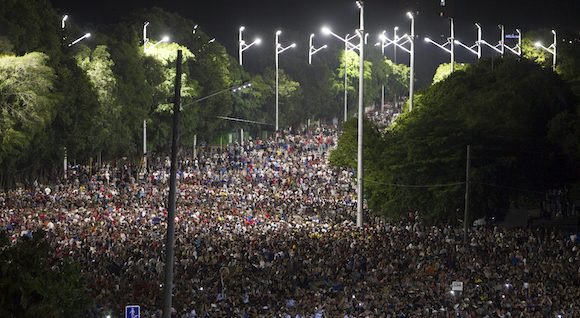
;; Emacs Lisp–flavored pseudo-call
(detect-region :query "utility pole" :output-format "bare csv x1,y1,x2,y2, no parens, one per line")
463,145,471,243
162,49,182,318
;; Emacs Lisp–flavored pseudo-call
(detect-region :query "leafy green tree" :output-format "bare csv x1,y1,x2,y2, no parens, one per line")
432,62,469,84
332,58,578,223
0,52,56,185
0,232,92,317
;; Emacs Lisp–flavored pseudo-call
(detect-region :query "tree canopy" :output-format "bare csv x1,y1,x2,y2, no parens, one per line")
331,57,578,223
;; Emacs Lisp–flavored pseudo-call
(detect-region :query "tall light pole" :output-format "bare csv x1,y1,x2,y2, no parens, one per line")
322,1,365,227
388,12,416,112
275,30,296,131
308,33,327,65
356,0,365,228
239,26,261,66
425,17,455,73
454,23,482,60
504,28,522,56
534,30,557,71
143,21,150,53
407,12,415,112
376,31,394,113
61,14,68,30
534,30,557,72
480,24,505,57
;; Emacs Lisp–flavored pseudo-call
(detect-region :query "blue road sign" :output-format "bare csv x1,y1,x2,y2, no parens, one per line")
125,305,140,318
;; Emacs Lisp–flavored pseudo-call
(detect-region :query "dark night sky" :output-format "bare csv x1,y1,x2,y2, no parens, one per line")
48,0,580,86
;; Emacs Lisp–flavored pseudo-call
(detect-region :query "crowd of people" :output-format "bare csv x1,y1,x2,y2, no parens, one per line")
1,124,579,317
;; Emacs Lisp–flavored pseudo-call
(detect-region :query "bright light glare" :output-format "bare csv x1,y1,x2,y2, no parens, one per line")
85,33,91,38
291,43,297,48
255,38,262,45
406,12,413,19
276,30,282,35
161,36,170,42
322,44,328,49
321,26,331,35
239,26,245,32
394,26,399,31
534,41,542,47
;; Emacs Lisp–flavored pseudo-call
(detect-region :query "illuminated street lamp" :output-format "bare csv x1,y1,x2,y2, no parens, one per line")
239,26,261,66
308,33,327,64
322,1,365,227
388,12,416,111
534,30,557,71
424,17,455,73
146,36,169,51
68,33,91,47
61,14,68,29
504,28,522,56
480,24,505,57
454,23,482,60
143,21,150,53
143,22,169,53
275,30,296,131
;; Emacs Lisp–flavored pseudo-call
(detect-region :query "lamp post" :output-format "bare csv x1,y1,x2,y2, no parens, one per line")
146,36,170,52
355,0,365,228
534,30,557,71
143,21,150,53
275,30,296,131
376,31,394,113
68,33,91,47
239,26,261,66
61,14,68,30
308,33,327,65
388,12,416,111
425,17,455,73
322,1,365,227
454,23,482,60
502,28,522,56
480,25,505,57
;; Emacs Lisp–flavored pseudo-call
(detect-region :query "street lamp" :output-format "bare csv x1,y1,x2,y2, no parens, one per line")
61,15,68,29
143,21,150,53
504,28,522,56
376,30,394,112
239,26,261,66
322,0,365,227
480,25,505,57
454,23,482,60
424,17,455,73
308,33,327,64
355,0,364,228
68,33,91,47
323,28,359,121
275,30,296,131
534,29,557,71
388,12,416,112
146,36,170,52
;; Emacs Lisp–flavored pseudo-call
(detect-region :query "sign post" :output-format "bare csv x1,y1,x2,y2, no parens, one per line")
125,305,140,318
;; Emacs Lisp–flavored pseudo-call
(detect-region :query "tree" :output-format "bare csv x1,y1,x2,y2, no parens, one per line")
432,62,469,84
0,231,92,317
331,58,578,223
0,52,56,185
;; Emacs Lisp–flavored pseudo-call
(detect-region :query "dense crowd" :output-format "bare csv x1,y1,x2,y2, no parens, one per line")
1,125,579,317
